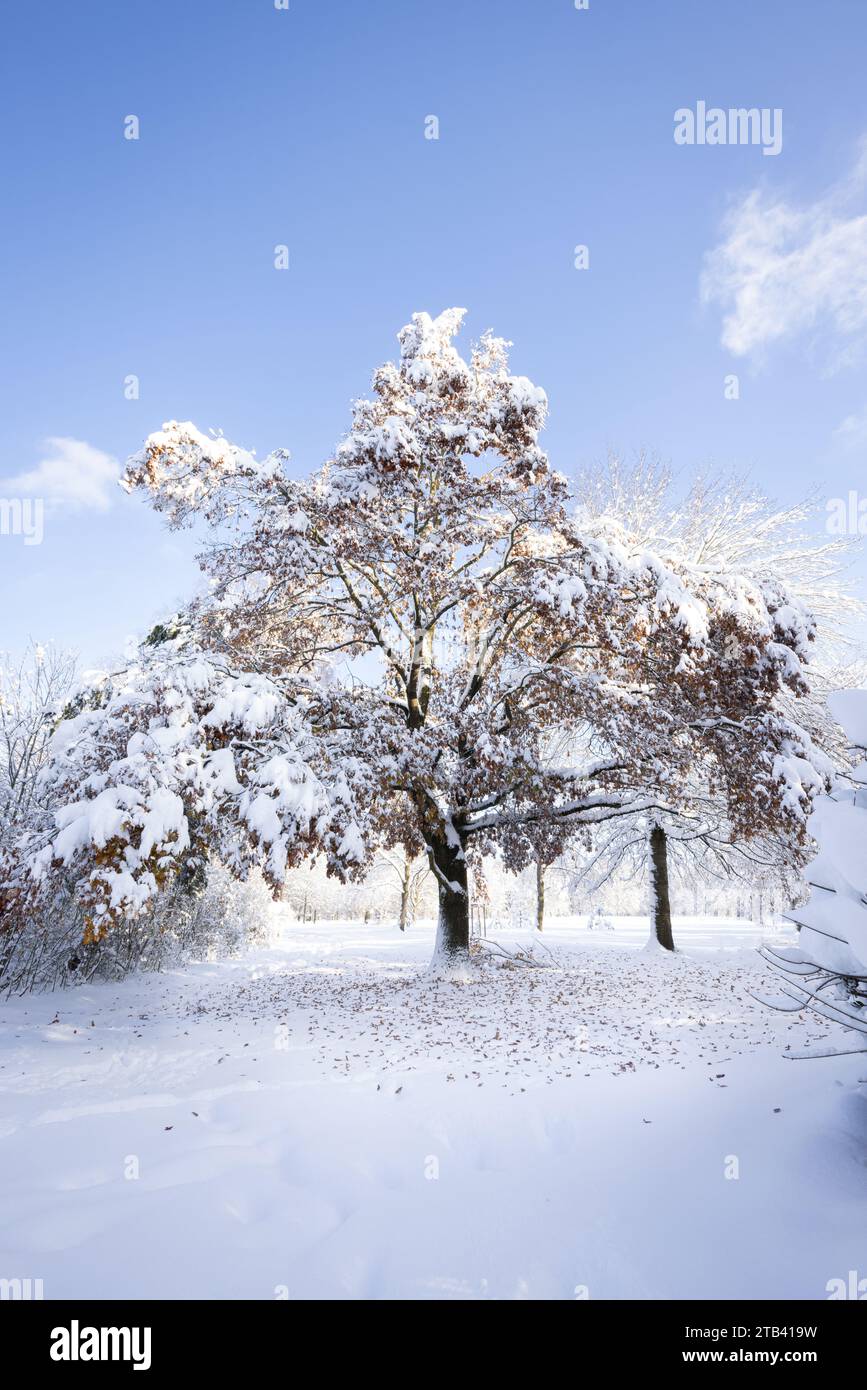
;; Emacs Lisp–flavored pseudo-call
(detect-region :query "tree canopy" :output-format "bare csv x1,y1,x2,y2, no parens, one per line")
2,311,832,967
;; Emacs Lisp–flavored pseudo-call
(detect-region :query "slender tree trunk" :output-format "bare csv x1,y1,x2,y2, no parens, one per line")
429,832,470,967
398,859,411,931
536,860,545,932
649,823,675,951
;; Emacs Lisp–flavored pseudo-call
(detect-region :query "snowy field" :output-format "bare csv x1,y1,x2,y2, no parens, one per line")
1,914,865,1301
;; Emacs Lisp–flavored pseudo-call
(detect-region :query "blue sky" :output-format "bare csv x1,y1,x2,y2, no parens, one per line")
2,0,866,667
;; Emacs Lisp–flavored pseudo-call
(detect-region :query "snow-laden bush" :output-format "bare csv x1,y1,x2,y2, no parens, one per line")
0,640,278,994
0,861,275,996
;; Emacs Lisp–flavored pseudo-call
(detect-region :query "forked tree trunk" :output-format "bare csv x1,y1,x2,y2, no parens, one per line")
649,823,675,951
536,860,545,932
430,833,470,967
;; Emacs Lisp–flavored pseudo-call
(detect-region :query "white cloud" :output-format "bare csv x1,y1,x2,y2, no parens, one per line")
701,141,867,367
832,406,867,450
2,437,120,511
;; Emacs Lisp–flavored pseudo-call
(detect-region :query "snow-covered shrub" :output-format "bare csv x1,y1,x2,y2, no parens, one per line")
0,638,277,993
192,861,275,957
0,861,275,996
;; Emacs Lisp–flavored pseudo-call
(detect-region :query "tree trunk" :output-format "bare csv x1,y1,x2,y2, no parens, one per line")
536,860,545,932
649,823,675,951
398,859,411,932
430,832,470,968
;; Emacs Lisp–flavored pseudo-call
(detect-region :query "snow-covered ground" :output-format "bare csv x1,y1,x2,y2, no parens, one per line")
1,914,865,1300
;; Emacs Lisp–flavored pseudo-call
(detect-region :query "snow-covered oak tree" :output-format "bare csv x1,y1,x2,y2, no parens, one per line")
5,311,832,970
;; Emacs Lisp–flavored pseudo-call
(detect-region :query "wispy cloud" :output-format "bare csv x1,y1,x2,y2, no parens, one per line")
701,141,867,368
832,406,867,450
2,438,120,511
